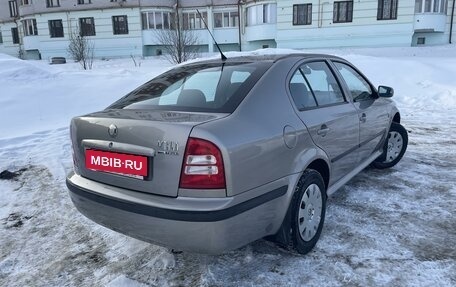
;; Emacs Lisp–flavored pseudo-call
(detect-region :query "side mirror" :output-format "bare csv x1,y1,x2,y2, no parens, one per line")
378,86,394,98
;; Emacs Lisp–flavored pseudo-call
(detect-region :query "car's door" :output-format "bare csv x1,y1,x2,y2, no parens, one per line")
289,60,359,185
331,61,390,164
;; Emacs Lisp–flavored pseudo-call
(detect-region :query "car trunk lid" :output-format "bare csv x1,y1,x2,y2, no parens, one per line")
71,109,228,197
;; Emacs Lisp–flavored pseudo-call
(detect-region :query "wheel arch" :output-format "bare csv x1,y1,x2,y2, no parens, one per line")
291,146,331,193
393,112,401,124
306,159,330,192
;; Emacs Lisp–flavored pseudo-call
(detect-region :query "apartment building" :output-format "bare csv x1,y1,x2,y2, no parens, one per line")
0,0,144,59
0,0,454,60
277,0,455,48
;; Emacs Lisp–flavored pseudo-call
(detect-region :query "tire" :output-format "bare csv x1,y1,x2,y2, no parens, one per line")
372,122,408,169
290,169,327,255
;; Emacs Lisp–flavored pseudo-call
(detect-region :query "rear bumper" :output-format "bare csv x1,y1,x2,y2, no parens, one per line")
66,172,292,254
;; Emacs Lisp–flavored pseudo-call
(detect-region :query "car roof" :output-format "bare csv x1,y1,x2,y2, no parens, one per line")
188,53,347,65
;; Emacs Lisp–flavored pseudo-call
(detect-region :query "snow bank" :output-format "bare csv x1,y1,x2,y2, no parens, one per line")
0,57,54,81
0,54,16,61
343,54,456,110
0,55,170,139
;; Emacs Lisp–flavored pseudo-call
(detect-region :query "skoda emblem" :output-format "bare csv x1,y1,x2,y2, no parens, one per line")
108,124,118,138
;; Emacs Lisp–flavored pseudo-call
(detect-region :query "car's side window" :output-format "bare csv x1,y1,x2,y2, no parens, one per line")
334,62,373,101
289,69,317,109
301,61,345,106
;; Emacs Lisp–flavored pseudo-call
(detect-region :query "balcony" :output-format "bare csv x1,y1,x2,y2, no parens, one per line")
213,28,239,44
142,29,210,46
414,14,447,32
23,36,40,50
244,24,276,42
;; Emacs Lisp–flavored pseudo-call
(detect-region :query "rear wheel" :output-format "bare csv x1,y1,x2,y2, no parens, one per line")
291,169,327,254
372,122,408,169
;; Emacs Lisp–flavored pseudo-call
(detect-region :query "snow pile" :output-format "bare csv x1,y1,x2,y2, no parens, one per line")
0,56,171,139
343,54,456,110
0,56,54,81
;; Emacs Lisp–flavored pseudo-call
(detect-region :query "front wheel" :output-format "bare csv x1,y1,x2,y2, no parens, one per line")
372,122,408,169
291,169,327,255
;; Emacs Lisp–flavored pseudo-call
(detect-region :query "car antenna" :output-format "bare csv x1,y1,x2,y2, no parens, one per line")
197,9,227,61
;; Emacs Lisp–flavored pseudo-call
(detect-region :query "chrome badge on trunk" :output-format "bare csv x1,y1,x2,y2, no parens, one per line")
157,140,179,155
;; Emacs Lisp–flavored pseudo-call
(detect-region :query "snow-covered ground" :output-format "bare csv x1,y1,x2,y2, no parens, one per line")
0,46,455,286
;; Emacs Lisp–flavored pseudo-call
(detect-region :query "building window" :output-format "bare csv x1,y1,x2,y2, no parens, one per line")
432,0,449,13
377,0,398,20
22,19,38,36
293,4,312,25
333,1,353,23
417,37,425,45
183,11,207,30
46,0,60,7
263,4,275,23
113,15,128,34
415,0,448,14
141,11,175,30
9,1,18,17
441,0,448,13
21,0,31,5
214,11,239,28
49,19,64,38
0,31,3,44
433,0,439,12
79,17,95,36
77,0,91,4
415,0,422,12
424,0,432,12
246,4,276,26
12,27,20,44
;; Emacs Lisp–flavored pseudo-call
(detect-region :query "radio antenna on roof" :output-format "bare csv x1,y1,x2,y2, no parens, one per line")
197,9,227,61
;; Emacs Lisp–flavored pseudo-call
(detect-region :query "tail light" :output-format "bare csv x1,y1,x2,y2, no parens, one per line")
179,138,226,189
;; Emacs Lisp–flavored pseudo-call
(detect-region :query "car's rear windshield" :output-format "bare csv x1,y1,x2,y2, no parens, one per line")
108,61,273,113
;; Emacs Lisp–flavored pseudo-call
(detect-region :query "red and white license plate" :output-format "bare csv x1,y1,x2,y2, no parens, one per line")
85,149,148,178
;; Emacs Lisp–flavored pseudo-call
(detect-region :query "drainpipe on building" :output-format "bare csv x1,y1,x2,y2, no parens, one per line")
318,0,321,28
176,0,181,63
238,0,242,51
450,0,455,44
139,0,144,56
319,1,329,28
14,19,23,59
11,3,23,58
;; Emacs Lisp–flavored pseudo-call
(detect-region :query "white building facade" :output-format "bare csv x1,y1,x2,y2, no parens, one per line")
276,0,455,49
0,0,455,60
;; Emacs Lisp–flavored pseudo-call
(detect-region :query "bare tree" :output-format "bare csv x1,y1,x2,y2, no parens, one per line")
68,31,94,70
155,28,200,64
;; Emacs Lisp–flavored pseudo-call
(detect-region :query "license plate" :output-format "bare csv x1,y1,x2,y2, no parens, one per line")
85,149,148,178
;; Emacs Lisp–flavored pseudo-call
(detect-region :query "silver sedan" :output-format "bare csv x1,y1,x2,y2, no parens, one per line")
67,53,408,254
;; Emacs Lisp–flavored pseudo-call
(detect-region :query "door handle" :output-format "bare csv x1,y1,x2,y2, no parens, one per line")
360,113,367,123
317,125,330,136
